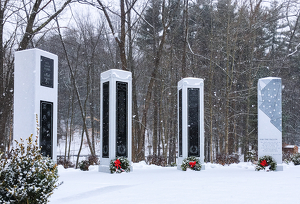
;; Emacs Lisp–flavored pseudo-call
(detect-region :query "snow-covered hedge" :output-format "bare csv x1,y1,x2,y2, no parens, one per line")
291,153,300,165
0,135,60,203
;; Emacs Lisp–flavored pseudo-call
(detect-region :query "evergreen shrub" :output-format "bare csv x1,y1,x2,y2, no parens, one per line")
291,153,300,165
79,160,90,171
0,135,60,204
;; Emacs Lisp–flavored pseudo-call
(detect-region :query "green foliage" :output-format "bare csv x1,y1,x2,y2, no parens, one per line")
78,155,99,171
256,155,277,171
0,135,59,203
245,150,257,162
109,157,131,174
79,160,90,171
291,153,300,165
181,156,202,171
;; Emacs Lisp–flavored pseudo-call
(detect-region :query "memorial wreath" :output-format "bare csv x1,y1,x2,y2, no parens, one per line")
255,155,277,171
109,157,131,173
181,156,202,171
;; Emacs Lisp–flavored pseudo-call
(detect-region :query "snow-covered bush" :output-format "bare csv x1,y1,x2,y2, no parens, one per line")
79,160,90,171
0,134,60,203
291,153,300,165
245,150,257,162
57,156,75,169
181,156,202,171
78,155,99,171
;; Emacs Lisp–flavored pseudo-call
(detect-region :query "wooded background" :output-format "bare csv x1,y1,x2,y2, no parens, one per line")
1,0,300,164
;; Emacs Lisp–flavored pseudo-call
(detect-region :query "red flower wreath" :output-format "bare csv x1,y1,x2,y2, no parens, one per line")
260,159,268,167
114,159,121,170
189,161,196,168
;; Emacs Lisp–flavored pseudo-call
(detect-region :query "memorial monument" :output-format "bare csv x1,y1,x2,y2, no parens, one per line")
177,78,205,170
258,77,283,171
14,48,58,161
99,69,133,173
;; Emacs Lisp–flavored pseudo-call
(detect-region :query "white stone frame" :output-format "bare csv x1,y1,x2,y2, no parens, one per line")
99,69,132,173
14,48,58,162
177,78,204,170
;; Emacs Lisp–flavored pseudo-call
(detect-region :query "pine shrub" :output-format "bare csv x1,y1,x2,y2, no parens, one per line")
0,135,60,204
291,153,300,165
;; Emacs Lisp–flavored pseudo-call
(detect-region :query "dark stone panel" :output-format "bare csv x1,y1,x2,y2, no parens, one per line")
40,101,53,158
40,56,54,88
179,89,182,157
188,88,200,157
116,81,128,157
102,82,109,158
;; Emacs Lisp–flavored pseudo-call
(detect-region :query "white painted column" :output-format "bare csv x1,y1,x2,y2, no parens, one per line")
14,48,58,162
177,78,205,170
258,77,283,171
99,69,133,173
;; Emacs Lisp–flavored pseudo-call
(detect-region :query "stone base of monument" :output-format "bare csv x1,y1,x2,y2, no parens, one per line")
276,164,283,171
98,165,111,173
98,164,133,173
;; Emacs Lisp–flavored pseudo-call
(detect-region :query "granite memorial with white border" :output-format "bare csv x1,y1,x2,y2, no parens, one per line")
14,48,58,161
177,78,205,170
258,77,283,171
99,69,133,173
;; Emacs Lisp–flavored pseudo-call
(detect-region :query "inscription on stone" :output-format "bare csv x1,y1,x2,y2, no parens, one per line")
40,101,53,158
188,88,200,157
102,82,109,158
260,139,281,153
116,81,128,157
40,56,54,88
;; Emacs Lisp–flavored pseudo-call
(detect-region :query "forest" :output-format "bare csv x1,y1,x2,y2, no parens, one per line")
0,0,300,165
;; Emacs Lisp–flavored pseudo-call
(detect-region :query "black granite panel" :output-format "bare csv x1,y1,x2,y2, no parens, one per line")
179,89,182,157
40,101,53,158
116,81,128,157
188,88,200,157
40,56,54,88
102,82,109,158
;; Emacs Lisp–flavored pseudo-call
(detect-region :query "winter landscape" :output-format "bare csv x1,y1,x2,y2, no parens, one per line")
52,134,300,204
2,1,300,203
50,162,300,204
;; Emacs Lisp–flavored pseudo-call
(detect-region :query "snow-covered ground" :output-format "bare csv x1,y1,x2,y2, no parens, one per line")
50,162,300,204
